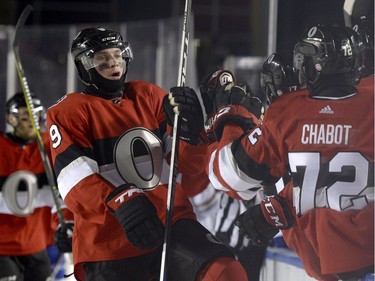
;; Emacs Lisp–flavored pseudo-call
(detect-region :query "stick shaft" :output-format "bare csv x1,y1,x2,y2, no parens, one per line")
159,0,191,280
13,5,65,227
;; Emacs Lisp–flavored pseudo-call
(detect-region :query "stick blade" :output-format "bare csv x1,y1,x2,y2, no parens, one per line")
13,5,34,49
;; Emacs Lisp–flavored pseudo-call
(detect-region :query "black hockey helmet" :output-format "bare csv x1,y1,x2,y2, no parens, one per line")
352,16,374,76
260,53,300,106
6,92,43,115
293,24,362,87
71,27,133,96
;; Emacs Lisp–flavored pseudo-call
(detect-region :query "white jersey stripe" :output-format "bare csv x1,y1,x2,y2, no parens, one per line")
0,187,56,215
58,155,182,200
99,159,181,188
208,150,230,192
57,156,98,199
218,144,261,200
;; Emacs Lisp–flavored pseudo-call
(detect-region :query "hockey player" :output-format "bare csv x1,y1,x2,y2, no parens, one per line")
0,93,73,281
197,24,374,281
191,57,299,281
46,26,248,281
260,52,302,107
226,26,374,280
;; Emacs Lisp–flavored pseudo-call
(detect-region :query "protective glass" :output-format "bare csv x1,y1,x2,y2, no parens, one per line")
79,43,133,71
294,42,318,56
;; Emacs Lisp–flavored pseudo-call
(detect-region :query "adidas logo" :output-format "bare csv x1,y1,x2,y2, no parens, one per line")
319,105,334,114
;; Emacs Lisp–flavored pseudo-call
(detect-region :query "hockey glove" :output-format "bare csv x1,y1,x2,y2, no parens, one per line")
211,83,264,140
105,184,165,249
163,87,205,145
199,68,235,115
235,195,294,246
54,221,74,253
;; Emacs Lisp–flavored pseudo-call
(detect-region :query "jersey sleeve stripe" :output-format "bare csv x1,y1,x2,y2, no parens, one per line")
208,150,230,193
219,144,262,194
57,156,98,199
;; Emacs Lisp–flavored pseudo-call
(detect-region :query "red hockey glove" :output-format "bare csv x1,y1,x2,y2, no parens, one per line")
235,195,294,246
54,221,74,253
163,87,206,145
105,184,165,249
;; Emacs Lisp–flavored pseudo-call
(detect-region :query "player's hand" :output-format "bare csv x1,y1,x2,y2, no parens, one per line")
105,183,164,249
54,221,74,253
235,195,294,246
210,82,264,140
163,87,205,145
199,68,235,116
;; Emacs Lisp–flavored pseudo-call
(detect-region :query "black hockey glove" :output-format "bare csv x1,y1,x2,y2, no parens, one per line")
211,82,264,140
235,195,294,246
105,184,164,249
199,68,235,115
54,221,74,253
163,87,205,145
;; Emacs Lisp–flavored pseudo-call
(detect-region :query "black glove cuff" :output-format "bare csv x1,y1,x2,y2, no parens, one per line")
105,184,143,212
105,184,132,204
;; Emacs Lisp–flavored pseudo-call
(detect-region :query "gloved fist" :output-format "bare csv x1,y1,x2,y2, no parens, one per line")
163,87,205,145
235,195,294,246
55,221,74,253
105,183,165,249
199,68,235,115
210,83,264,140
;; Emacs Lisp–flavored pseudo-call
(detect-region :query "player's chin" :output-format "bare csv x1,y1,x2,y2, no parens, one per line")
25,132,37,141
107,77,122,81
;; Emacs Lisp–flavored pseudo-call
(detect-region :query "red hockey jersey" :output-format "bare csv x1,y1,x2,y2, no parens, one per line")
208,76,374,280
0,132,57,255
47,80,203,280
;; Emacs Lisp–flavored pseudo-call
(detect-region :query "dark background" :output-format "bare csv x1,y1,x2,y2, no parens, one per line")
0,0,354,79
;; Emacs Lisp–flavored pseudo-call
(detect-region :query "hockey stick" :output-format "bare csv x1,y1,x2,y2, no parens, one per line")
159,0,191,280
13,5,66,227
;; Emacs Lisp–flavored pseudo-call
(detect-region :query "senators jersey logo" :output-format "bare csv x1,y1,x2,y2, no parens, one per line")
2,170,39,216
113,127,163,190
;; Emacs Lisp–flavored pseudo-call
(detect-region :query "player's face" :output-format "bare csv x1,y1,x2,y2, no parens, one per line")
93,48,126,80
11,107,39,141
